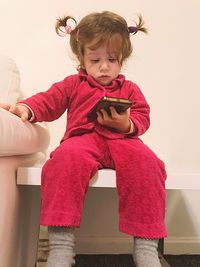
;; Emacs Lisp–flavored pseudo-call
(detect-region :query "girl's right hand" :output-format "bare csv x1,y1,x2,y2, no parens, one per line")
0,103,31,121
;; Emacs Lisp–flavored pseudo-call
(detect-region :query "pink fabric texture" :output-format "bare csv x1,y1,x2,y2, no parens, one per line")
19,70,167,238
19,69,150,139
41,133,166,238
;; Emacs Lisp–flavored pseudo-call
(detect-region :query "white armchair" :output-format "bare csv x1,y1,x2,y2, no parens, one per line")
0,55,50,267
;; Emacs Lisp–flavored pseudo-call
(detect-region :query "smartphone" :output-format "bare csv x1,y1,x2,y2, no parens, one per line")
88,96,133,118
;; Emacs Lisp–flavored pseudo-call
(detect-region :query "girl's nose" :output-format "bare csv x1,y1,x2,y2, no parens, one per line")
100,61,109,71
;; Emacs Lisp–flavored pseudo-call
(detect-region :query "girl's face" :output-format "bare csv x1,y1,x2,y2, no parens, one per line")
83,41,121,86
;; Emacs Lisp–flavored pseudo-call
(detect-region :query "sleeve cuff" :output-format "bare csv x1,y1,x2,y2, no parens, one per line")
124,119,136,135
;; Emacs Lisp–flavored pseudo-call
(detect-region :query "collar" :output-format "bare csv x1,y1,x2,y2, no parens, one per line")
78,69,125,90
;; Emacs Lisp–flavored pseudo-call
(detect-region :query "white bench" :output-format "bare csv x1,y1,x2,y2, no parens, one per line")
16,167,200,267
17,167,200,189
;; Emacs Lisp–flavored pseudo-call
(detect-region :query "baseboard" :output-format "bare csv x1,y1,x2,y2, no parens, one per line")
37,235,133,257
164,236,200,255
37,235,200,256
75,235,133,254
76,236,200,255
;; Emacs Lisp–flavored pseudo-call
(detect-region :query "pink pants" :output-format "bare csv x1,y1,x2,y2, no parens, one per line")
40,132,167,238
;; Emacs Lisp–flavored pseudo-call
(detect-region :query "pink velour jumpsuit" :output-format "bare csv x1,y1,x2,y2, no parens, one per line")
20,69,167,239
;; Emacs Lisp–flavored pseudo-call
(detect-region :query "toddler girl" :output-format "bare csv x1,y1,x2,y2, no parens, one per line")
1,11,166,267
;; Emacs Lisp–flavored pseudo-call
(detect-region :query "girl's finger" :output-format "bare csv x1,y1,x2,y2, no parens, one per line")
97,110,103,119
100,108,111,119
0,103,12,110
9,105,19,114
109,106,118,118
21,112,29,121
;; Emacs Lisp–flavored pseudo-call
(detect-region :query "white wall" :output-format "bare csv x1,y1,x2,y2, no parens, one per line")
1,0,200,254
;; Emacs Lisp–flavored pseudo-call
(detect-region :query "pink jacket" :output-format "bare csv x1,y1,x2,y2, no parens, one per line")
20,70,150,141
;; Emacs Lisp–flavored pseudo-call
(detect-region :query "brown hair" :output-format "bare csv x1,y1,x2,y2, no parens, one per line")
55,11,147,69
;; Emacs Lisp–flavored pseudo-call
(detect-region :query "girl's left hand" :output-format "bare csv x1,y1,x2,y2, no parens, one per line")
97,106,131,133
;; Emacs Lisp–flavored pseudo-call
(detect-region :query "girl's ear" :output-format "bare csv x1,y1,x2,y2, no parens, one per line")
78,56,85,69
79,61,85,69
118,54,123,66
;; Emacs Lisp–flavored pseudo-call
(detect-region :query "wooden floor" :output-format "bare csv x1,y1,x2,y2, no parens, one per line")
37,255,200,267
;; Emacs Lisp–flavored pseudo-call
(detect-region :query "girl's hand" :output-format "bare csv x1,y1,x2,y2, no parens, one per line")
97,106,131,133
0,103,31,122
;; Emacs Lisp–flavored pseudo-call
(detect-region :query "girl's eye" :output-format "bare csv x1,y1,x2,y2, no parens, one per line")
90,59,99,63
109,58,117,62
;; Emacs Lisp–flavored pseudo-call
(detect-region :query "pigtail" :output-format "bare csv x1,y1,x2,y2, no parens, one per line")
55,16,77,37
128,14,148,35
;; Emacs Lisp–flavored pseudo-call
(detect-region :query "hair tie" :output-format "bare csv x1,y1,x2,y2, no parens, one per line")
65,17,77,34
65,25,72,34
128,26,138,34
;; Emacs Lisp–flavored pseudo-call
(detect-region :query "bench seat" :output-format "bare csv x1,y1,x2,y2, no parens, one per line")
17,166,200,190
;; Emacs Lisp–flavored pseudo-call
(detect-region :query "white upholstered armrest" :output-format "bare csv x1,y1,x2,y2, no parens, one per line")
0,107,50,156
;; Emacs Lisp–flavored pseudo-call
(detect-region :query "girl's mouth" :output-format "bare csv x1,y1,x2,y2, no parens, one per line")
99,75,109,78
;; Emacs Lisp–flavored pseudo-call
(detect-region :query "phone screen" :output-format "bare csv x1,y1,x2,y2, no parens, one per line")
88,97,132,118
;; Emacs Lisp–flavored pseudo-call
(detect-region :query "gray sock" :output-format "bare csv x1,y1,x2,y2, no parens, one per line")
133,238,161,267
46,226,75,267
